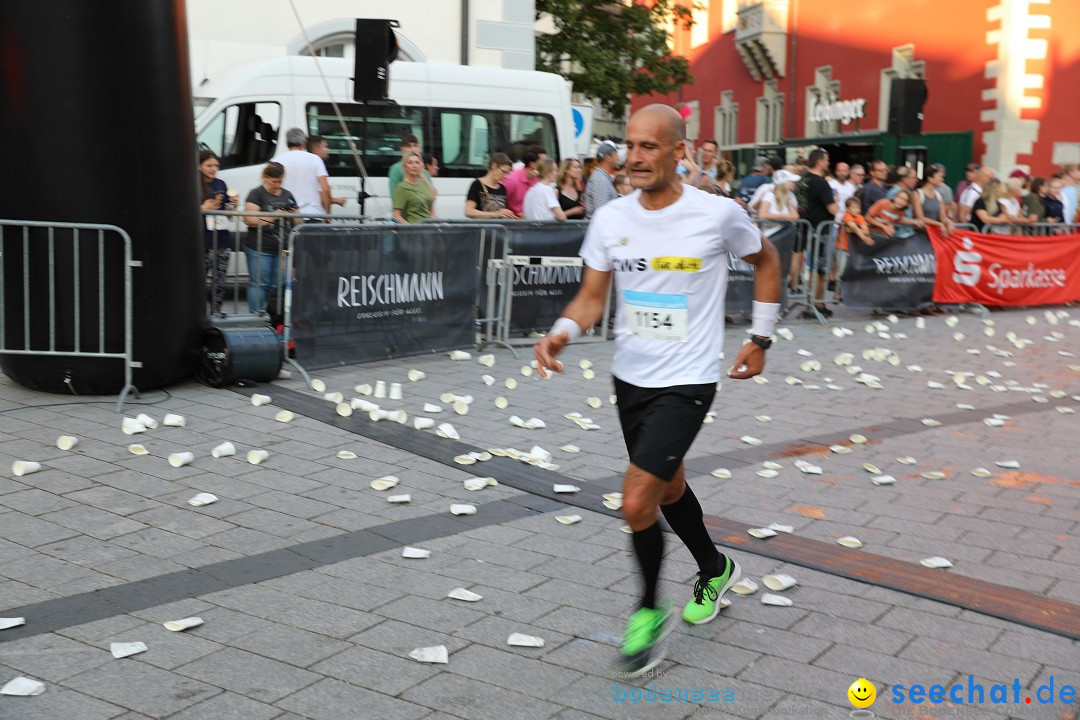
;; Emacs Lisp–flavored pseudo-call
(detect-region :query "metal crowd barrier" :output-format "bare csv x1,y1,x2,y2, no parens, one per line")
753,218,817,322
0,219,140,411
201,210,372,321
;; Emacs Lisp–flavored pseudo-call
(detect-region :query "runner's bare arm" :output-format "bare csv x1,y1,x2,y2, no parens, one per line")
729,237,781,379
534,267,613,377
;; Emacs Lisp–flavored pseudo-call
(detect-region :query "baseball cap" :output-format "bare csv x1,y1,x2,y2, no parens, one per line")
752,156,768,171
773,169,801,185
766,156,786,171
1008,169,1030,179
596,140,618,161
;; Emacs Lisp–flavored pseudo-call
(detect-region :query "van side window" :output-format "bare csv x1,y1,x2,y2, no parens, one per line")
196,102,281,169
431,110,558,178
306,103,425,177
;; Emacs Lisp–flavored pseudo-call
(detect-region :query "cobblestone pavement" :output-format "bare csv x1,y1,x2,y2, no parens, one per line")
0,306,1077,719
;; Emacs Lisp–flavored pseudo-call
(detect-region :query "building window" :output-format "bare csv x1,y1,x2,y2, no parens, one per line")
715,91,739,148
691,0,710,48
721,0,738,33
756,80,783,145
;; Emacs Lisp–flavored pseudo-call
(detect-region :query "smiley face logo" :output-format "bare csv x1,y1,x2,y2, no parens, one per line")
847,678,876,709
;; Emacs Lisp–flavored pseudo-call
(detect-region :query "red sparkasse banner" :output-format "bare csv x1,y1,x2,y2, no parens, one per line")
927,226,1080,306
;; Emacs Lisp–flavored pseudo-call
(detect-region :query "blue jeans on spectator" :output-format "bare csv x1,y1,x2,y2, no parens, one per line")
244,246,279,315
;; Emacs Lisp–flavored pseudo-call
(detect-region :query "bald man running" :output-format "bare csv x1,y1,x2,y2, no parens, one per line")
535,104,782,676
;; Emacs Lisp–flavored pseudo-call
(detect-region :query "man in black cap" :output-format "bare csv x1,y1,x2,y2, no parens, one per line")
585,140,623,218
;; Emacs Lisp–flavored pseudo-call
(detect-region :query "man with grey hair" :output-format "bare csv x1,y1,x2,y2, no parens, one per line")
584,140,622,218
271,128,331,216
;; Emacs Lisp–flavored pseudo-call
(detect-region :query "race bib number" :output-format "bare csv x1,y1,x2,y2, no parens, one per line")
624,290,688,343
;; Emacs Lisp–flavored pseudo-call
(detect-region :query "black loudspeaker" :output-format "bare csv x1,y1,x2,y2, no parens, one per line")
198,327,283,388
888,78,928,136
353,19,400,102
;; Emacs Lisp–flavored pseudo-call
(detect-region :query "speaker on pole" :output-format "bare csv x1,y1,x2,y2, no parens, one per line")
353,19,400,102
888,78,928,136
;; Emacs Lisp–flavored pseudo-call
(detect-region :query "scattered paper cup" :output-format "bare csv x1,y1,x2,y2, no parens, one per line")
478,354,495,367
763,574,798,591
356,383,373,396
451,504,477,516
324,391,344,404
336,450,357,460
162,617,203,632
167,452,194,468
447,588,483,602
128,444,149,455
110,642,147,659
553,484,580,494
162,414,185,428
56,435,78,451
336,403,353,417
246,449,269,465
352,398,378,412
0,617,26,630
310,379,326,392
836,536,863,548
731,579,759,595
555,515,582,525
448,350,471,361
374,381,387,398
920,556,953,569
402,546,431,559
211,441,235,458
121,417,147,435
387,494,411,504
761,593,794,607
1,677,46,696
436,423,460,440
135,413,159,429
407,369,425,382
369,409,389,421
389,383,403,400
251,394,272,406
495,397,509,409
748,527,777,539
505,378,518,390
11,461,41,477
414,417,435,430
275,410,295,423
370,475,399,491
409,645,448,664
507,633,544,648
388,410,408,424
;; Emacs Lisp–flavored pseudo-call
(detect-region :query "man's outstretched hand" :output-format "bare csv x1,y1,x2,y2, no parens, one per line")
534,332,569,379
728,342,766,379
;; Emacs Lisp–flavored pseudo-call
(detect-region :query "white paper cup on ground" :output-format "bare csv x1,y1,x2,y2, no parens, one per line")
436,423,460,440
168,452,194,468
407,369,426,382
356,383,373,395
402,546,431,559
389,383,403,400
275,410,294,423
507,633,544,648
388,410,408,424
336,403,353,417
352,398,377,412
451,504,477,516
413,417,435,430
121,417,147,435
135,413,159,429
0,617,26,630
111,642,147,659
1,677,46,696
324,391,344,404
247,449,269,465
731,579,759,595
310,379,326,392
163,414,186,428
11,461,41,477
251,394,272,406
409,645,448,664
162,617,203,632
369,409,389,421
448,350,471,361
447,588,483,602
374,381,387,398
763,574,798,591
555,515,582,525
56,435,78,451
211,441,235,458
128,444,149,455
478,353,495,367
761,593,794,607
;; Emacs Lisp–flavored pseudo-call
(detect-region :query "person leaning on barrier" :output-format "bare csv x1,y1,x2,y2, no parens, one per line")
198,149,235,315
913,164,954,235
243,162,299,315
464,153,517,220
556,158,586,218
867,189,913,239
392,151,435,224
1042,177,1066,224
971,179,1019,234
523,158,567,222
504,146,547,217
1027,178,1049,223
1005,174,1039,227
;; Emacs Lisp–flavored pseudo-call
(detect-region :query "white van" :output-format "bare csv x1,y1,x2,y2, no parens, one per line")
194,56,575,220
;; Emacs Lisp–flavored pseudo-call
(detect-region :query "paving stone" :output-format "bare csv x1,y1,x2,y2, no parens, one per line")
0,684,127,720
38,506,148,541
37,536,140,567
788,613,912,656
401,672,563,720
309,645,440,696
897,637,1044,686
442,643,580,700
167,690,283,720
176,647,320,703
877,606,1003,650
229,624,352,668
0,511,82,547
63,659,220,716
277,677,429,720
0,488,79,516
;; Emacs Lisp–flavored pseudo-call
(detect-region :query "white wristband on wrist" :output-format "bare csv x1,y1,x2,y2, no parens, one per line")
550,317,583,342
750,301,780,338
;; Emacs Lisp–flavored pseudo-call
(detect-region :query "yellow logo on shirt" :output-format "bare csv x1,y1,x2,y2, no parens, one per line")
651,257,702,272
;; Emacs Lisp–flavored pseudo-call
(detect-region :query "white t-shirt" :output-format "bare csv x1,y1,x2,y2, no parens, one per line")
958,183,982,214
523,182,560,221
580,186,763,387
271,150,329,215
757,190,796,237
748,182,774,216
835,181,859,221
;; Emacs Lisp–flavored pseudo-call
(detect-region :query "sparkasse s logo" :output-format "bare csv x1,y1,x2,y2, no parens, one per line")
952,237,982,286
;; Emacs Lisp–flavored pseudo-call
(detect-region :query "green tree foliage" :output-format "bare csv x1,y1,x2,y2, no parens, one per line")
536,0,695,120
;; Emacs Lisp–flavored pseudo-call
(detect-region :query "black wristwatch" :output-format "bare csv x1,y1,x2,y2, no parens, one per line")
750,335,773,350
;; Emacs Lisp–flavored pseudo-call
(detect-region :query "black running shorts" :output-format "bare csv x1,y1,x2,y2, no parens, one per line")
613,376,717,481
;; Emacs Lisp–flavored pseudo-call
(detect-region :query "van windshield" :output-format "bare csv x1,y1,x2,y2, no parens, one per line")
307,103,558,179
193,97,214,119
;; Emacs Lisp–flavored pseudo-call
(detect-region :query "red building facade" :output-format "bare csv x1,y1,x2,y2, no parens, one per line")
631,0,1080,181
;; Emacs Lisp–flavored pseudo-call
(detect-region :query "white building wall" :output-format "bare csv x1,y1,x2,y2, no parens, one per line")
187,0,535,88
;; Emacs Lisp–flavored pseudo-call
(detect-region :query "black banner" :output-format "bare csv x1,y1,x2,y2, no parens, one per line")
725,223,797,314
497,223,588,333
840,230,936,310
291,225,481,369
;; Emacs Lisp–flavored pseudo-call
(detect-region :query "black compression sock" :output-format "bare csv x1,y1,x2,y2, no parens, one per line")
660,484,723,579
631,521,664,610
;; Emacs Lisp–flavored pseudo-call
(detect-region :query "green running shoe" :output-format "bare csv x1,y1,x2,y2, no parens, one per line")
619,600,672,676
683,558,741,625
